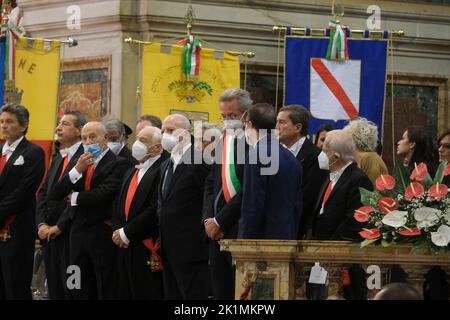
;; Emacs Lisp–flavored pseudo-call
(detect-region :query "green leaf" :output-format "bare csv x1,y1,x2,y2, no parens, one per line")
360,239,379,248
393,162,410,195
381,240,392,247
359,187,377,206
422,173,434,189
433,160,447,184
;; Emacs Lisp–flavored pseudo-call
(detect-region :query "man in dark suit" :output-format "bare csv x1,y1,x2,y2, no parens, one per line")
112,126,167,299
312,130,373,240
103,117,138,167
158,114,210,300
202,88,251,300
47,121,130,299
276,105,328,239
0,103,45,300
36,109,86,300
239,103,303,240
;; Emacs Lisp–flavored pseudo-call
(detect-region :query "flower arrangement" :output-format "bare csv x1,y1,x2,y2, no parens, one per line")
355,160,450,251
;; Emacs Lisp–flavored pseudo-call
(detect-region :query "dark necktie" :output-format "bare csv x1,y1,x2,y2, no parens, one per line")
162,158,174,199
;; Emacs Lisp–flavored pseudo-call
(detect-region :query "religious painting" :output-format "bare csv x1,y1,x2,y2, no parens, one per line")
58,55,111,121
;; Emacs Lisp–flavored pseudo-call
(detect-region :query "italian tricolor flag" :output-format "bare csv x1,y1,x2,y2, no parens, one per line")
221,134,241,203
177,35,202,76
326,20,349,60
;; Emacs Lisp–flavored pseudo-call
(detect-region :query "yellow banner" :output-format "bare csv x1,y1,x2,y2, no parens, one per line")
142,43,240,124
15,37,60,140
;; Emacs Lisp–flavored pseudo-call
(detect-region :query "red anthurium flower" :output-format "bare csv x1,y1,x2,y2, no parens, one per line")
444,163,450,176
354,206,375,222
375,174,396,191
399,227,421,236
378,197,399,214
404,182,425,201
410,162,428,181
428,183,448,200
359,228,381,240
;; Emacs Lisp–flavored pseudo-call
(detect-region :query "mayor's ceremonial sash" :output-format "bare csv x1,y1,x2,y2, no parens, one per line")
221,134,241,203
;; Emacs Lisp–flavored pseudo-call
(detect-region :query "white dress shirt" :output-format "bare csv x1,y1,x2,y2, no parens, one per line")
320,161,353,215
2,135,24,161
119,153,162,244
59,141,82,161
283,136,306,157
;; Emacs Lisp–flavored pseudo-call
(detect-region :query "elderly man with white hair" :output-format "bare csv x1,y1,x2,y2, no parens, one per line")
158,113,210,300
311,129,373,241
112,125,168,299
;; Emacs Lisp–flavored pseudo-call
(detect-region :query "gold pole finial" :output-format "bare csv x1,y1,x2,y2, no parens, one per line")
332,0,345,23
185,4,194,36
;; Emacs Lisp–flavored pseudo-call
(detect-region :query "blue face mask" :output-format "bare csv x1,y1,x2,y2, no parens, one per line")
83,143,102,158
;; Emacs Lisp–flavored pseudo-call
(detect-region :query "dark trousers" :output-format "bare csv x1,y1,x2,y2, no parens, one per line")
162,255,209,300
209,240,235,300
69,222,116,300
42,230,71,300
117,243,163,300
0,241,35,300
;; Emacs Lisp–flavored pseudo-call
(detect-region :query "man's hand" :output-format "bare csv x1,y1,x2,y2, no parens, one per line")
75,153,93,173
204,218,221,240
112,229,129,248
47,225,62,241
38,224,50,240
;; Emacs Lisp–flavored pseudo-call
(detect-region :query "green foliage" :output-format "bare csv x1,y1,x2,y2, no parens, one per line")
359,187,378,206
392,162,410,195
433,160,448,184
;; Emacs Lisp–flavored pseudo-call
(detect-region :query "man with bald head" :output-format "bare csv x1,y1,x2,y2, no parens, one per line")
112,126,167,299
49,121,129,299
158,113,210,300
311,130,373,240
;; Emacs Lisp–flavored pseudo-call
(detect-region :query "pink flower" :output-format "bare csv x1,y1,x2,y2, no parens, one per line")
444,163,450,176
354,206,375,222
378,197,399,214
359,228,381,240
428,183,448,201
404,182,425,201
410,163,428,181
375,174,396,192
399,227,421,236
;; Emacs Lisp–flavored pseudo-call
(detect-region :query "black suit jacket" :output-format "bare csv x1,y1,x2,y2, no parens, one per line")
312,163,373,241
202,134,248,238
36,143,84,232
157,146,209,264
0,138,45,254
113,153,167,242
50,150,129,226
296,138,328,238
118,145,138,167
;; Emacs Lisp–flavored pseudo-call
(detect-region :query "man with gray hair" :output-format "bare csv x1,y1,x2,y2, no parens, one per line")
112,126,168,299
202,88,252,299
102,117,137,167
312,130,373,240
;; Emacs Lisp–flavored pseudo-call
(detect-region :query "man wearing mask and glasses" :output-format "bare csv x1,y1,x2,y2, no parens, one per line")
112,125,168,299
102,117,138,168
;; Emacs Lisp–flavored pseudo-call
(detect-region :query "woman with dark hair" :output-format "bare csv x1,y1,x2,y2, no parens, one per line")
397,126,439,176
437,129,450,186
314,124,336,150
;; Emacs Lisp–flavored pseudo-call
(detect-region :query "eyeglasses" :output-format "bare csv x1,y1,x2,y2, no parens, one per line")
438,143,450,150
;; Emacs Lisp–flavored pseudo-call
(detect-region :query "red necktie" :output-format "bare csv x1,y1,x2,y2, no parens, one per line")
0,154,7,175
124,170,139,221
322,180,333,207
84,165,95,190
59,156,69,180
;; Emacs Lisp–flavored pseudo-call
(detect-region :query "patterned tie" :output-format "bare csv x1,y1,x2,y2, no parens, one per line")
124,170,139,221
322,180,333,207
84,165,95,190
59,156,70,180
0,154,7,176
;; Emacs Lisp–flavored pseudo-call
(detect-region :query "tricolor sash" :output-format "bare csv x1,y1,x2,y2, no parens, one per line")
221,134,241,203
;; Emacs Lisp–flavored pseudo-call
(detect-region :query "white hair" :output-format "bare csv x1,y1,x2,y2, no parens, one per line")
141,125,162,144
325,130,356,162
165,114,191,130
343,117,378,152
219,88,253,112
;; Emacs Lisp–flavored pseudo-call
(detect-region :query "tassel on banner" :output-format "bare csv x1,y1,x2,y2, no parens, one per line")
326,20,349,60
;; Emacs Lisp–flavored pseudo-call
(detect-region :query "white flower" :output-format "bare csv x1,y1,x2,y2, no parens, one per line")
444,208,450,224
414,207,441,229
431,225,450,247
382,210,408,228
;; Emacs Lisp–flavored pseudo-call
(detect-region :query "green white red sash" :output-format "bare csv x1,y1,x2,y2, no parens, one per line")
177,35,202,76
326,20,348,60
221,134,241,203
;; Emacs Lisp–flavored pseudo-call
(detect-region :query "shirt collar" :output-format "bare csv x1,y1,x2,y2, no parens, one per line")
94,148,110,167
136,153,161,170
329,161,352,183
60,141,82,159
284,136,306,157
171,142,192,167
2,135,24,155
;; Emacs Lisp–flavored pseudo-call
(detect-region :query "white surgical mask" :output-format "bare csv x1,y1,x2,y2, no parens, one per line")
318,151,330,170
107,142,123,155
161,133,178,153
223,119,243,130
244,128,254,146
132,140,149,161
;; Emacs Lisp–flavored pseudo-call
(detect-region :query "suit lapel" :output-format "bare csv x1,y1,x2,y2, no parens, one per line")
47,155,63,192
0,138,28,189
92,150,113,184
325,163,355,206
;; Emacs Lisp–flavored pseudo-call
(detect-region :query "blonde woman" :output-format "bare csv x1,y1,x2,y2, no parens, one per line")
343,118,388,185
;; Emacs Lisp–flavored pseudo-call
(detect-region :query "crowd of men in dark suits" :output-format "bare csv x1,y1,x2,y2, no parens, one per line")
0,88,374,300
